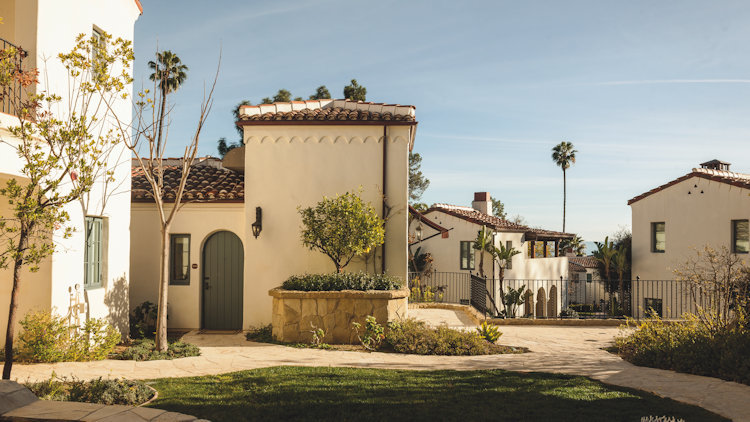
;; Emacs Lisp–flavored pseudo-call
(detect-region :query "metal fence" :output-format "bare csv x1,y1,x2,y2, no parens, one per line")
409,271,710,320
0,37,26,116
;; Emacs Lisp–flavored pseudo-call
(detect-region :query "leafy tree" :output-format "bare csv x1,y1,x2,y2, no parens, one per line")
411,202,428,212
473,227,494,278
491,243,520,307
217,137,241,158
260,97,272,104
560,235,585,256
0,33,133,378
124,50,218,352
148,50,188,156
509,214,527,226
299,191,385,273
408,152,430,204
261,89,292,104
551,141,577,232
593,236,616,282
309,85,330,100
492,198,507,219
343,79,366,101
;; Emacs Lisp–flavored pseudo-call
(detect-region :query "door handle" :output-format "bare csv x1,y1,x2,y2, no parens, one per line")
203,277,210,290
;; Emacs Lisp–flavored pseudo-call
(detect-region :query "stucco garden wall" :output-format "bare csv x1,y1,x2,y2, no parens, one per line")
269,288,409,344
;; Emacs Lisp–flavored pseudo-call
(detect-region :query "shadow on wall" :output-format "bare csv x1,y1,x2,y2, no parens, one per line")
104,275,129,339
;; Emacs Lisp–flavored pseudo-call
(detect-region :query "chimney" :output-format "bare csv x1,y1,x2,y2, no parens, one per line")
700,159,731,171
472,192,491,215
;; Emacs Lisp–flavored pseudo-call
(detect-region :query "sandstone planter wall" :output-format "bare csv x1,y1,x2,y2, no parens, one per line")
269,288,409,344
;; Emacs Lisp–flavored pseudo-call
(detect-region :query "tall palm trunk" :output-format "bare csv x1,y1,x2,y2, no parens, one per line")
3,229,27,379
562,168,567,232
155,90,166,157
155,225,170,352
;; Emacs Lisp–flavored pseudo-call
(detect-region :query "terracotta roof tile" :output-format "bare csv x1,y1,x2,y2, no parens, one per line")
569,261,586,273
426,204,531,231
628,168,750,205
569,256,599,268
132,161,244,203
237,99,416,123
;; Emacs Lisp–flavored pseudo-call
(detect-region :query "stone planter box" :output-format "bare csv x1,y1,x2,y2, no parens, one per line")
269,287,409,344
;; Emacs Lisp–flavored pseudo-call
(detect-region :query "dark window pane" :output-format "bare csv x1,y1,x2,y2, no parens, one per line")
733,220,749,253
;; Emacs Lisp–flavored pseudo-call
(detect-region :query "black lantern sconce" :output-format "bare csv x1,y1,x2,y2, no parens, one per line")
415,223,423,242
251,207,262,238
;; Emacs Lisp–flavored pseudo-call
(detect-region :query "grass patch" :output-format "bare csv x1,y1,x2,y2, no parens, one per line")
146,366,726,422
114,338,201,361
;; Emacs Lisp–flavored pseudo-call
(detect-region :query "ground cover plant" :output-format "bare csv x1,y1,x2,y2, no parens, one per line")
114,338,200,361
145,366,726,422
25,376,153,406
282,272,402,291
384,319,521,355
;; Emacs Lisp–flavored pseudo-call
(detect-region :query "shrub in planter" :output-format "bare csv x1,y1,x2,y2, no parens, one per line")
25,376,154,406
115,338,200,361
17,311,119,363
282,272,402,291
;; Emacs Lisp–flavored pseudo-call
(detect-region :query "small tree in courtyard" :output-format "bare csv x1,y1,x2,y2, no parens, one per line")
299,191,385,273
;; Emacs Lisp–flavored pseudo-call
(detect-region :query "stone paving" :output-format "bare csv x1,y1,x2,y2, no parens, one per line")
8,308,750,421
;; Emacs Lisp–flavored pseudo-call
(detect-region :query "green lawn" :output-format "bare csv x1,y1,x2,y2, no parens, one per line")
146,366,726,422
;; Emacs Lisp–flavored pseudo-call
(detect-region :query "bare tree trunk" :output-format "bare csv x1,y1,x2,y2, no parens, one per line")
562,168,567,232
155,225,170,352
3,232,26,379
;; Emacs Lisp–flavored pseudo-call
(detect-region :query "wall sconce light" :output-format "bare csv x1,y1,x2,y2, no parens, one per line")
415,224,423,242
251,206,262,238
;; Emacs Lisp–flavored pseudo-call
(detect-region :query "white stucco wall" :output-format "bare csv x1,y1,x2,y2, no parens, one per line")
631,175,750,281
242,124,411,328
0,0,139,342
129,203,245,330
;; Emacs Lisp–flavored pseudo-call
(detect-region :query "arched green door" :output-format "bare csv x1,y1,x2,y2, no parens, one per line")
202,231,243,330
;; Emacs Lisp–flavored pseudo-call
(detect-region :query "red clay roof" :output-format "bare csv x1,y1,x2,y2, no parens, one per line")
569,256,599,268
237,99,416,124
628,168,750,205
427,204,529,231
132,160,244,203
569,261,586,273
409,205,450,236
134,0,143,13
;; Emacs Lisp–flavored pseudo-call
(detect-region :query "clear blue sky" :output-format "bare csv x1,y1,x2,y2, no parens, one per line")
133,0,750,242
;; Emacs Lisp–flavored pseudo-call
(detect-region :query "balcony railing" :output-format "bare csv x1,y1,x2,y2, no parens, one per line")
0,37,27,116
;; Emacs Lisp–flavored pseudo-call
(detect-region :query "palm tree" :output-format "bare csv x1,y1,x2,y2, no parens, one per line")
149,50,188,156
560,235,585,256
473,227,493,277
613,243,629,313
492,243,520,312
551,141,577,232
594,236,617,314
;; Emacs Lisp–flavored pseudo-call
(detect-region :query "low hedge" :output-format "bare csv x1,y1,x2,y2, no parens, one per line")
25,377,154,406
615,317,750,386
115,339,201,361
384,319,523,356
282,272,402,291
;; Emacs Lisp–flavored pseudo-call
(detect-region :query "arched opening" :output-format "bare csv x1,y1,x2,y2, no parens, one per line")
202,230,244,330
523,289,533,317
548,285,558,318
535,287,546,318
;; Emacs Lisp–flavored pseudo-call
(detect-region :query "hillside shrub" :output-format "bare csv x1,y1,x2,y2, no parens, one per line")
615,314,750,385
282,272,402,291
25,376,153,406
17,311,119,363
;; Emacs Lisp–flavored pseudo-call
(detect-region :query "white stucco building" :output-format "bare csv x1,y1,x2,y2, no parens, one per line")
409,192,574,317
629,159,750,318
0,0,141,343
129,99,415,330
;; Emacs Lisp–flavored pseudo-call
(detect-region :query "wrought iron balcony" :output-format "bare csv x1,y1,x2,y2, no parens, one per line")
0,37,27,117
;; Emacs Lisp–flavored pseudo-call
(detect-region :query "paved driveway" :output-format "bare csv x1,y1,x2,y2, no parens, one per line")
10,309,750,421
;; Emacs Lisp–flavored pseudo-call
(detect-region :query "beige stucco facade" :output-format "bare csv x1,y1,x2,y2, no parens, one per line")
0,0,140,344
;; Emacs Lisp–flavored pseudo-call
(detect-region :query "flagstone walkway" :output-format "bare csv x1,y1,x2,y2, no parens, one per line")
9,309,750,421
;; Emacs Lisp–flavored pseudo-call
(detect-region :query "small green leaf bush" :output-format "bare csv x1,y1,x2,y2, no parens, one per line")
615,314,750,386
385,319,522,356
129,301,157,339
352,316,385,350
476,321,502,343
17,311,120,363
115,338,200,361
25,376,153,406
282,272,403,291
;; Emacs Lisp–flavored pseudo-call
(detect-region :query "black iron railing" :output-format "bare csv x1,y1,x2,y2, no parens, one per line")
409,271,713,320
0,37,26,116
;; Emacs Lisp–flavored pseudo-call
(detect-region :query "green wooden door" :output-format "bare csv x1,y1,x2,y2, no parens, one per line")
202,231,244,330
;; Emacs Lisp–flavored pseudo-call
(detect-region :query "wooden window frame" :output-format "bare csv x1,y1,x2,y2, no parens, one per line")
84,216,104,289
731,219,749,254
459,241,475,270
651,222,665,253
169,234,191,285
